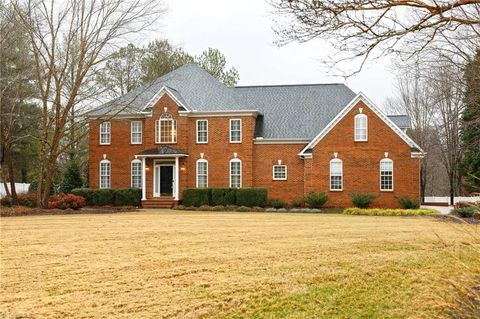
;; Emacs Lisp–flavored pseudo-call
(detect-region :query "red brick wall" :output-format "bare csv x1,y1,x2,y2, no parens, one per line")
89,96,420,208
304,100,420,208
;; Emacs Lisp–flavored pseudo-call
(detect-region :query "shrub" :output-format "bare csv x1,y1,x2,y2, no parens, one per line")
252,206,265,212
237,206,251,212
198,205,212,211
59,161,83,194
451,206,480,218
291,199,304,208
211,205,226,211
17,193,38,207
395,196,420,209
48,193,86,210
182,188,211,207
454,201,480,209
236,188,268,207
225,205,238,211
114,188,141,206
350,192,380,208
211,188,236,206
1,196,12,207
174,205,186,210
344,208,438,216
303,192,329,208
269,199,287,209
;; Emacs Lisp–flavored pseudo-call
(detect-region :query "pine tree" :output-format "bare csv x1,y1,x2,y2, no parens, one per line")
460,50,480,192
60,161,83,194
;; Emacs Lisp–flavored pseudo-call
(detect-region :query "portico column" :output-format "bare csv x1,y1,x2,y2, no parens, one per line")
174,157,179,200
141,157,146,200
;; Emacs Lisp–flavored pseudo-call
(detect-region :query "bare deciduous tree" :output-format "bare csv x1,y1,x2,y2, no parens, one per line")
272,0,480,73
11,0,165,207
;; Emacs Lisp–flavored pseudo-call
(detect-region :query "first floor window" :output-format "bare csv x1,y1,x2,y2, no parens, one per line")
380,159,393,191
196,120,208,143
330,159,343,191
196,159,208,188
100,160,111,188
99,122,111,145
273,165,287,180
230,159,242,188
230,119,242,143
131,160,142,189
131,121,142,144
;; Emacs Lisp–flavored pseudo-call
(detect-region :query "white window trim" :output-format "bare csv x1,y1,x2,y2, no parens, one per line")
99,122,111,145
354,114,368,142
130,121,142,145
99,159,111,189
229,119,242,143
329,159,343,191
272,165,287,181
229,158,242,188
131,159,142,189
196,158,208,188
155,117,177,144
380,158,394,191
196,119,208,144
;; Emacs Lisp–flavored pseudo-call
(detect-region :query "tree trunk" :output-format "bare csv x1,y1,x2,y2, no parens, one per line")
4,144,18,204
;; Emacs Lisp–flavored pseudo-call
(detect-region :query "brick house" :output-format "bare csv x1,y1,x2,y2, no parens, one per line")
87,64,424,208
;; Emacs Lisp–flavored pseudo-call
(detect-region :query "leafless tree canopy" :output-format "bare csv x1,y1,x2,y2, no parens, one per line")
272,0,480,73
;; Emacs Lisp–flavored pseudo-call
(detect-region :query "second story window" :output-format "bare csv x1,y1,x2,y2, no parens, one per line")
156,112,177,143
131,121,142,144
196,120,208,143
230,119,242,143
354,114,368,141
99,122,111,145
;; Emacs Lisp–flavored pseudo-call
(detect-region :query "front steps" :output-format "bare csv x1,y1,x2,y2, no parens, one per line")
142,197,177,209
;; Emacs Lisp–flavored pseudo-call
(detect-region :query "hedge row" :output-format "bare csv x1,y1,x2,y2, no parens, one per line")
182,188,267,207
71,188,141,206
344,208,438,216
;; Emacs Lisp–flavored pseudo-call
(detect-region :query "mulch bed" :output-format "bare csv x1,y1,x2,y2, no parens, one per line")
0,206,139,217
430,214,480,224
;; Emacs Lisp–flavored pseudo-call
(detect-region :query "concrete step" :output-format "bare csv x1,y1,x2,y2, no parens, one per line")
142,198,177,209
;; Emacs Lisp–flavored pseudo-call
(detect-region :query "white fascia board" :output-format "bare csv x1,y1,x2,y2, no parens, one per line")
298,93,425,156
142,86,190,112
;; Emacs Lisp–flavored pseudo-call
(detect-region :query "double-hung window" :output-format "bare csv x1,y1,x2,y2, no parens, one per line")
156,112,177,143
196,159,208,188
131,160,142,189
330,159,343,191
229,159,242,188
196,120,208,143
380,159,393,191
99,122,111,145
131,121,142,144
354,114,368,141
230,119,242,143
99,160,111,188
272,165,287,180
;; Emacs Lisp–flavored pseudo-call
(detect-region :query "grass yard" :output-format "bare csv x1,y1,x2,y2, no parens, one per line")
1,211,479,318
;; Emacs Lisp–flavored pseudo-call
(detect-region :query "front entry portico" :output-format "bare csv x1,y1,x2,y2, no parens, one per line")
135,146,188,202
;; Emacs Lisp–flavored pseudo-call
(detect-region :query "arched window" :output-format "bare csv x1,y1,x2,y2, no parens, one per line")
196,159,208,188
354,114,368,141
380,158,393,191
131,159,142,189
156,112,177,143
330,159,343,191
99,159,111,189
229,158,242,188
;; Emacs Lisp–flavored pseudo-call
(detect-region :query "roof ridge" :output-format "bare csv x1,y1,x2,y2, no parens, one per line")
234,83,346,88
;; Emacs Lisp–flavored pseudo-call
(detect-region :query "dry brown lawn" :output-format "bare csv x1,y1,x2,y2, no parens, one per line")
1,211,478,318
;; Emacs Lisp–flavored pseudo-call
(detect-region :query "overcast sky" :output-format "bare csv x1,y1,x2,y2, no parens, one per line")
142,0,398,109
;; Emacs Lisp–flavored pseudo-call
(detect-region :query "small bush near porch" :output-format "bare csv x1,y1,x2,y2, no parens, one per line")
1,212,478,318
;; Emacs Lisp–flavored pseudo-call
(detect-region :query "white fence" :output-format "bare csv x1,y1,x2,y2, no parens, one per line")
0,183,30,197
424,196,480,204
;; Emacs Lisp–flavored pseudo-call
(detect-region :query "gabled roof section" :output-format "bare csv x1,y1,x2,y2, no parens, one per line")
299,93,424,156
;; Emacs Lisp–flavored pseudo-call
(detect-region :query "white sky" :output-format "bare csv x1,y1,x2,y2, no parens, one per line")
141,0,398,109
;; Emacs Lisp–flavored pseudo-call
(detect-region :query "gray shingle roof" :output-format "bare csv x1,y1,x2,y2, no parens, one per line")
386,115,410,128
88,64,410,139
137,146,187,156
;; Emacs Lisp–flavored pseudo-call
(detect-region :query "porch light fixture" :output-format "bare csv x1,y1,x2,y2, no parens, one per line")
181,163,186,171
